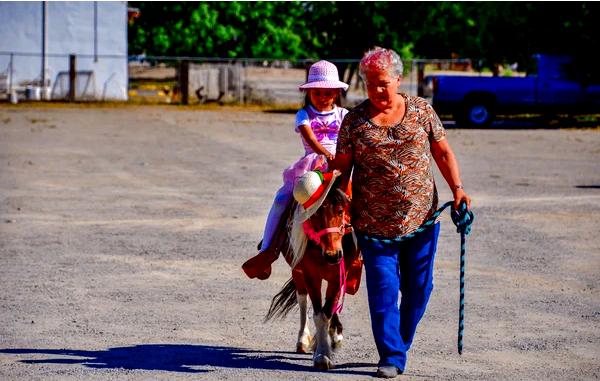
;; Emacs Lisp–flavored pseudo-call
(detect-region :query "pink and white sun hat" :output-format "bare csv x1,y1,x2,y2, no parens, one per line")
293,169,341,222
299,60,349,91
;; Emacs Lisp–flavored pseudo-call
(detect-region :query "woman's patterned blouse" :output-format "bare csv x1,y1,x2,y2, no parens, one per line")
336,95,446,238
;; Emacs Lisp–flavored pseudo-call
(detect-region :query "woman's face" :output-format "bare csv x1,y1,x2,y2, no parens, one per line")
364,69,401,111
308,88,339,111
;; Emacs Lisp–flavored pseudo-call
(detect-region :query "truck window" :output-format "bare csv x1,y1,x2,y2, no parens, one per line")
569,57,600,85
523,57,538,77
562,61,580,82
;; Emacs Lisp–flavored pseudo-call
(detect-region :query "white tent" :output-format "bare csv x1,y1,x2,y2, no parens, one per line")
0,1,128,100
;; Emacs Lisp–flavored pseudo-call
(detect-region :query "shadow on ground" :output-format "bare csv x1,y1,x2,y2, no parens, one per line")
0,344,374,376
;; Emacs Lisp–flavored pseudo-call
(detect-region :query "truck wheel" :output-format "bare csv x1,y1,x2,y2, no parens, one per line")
457,102,495,128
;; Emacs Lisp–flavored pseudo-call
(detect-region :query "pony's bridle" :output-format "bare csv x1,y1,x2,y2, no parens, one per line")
302,220,352,246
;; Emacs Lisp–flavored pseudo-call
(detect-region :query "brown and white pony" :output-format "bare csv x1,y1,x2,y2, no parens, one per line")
265,181,360,370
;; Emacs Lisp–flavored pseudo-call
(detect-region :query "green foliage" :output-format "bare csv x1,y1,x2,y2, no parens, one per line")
128,1,600,70
129,2,312,59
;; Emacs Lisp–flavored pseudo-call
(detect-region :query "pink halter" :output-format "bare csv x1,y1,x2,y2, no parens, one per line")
302,221,344,245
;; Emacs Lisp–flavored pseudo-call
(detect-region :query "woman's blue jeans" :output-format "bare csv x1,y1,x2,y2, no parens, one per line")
356,223,440,372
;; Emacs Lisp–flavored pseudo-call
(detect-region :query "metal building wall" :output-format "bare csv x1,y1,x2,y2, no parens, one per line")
0,1,128,100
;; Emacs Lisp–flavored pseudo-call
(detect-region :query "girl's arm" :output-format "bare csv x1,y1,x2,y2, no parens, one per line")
298,124,335,161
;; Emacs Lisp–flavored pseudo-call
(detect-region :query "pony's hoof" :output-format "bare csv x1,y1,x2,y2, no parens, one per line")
331,333,344,350
314,354,334,370
296,342,311,354
331,335,343,351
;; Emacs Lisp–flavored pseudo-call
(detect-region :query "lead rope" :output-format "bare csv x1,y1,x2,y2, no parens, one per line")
361,201,474,355
452,202,473,355
333,258,346,314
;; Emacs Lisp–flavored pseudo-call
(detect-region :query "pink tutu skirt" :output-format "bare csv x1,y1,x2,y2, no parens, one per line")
282,153,329,188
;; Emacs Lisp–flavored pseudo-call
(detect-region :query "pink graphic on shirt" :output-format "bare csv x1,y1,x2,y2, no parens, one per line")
311,118,339,141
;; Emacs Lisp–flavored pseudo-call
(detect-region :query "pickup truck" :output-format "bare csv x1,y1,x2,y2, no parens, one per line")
424,54,600,127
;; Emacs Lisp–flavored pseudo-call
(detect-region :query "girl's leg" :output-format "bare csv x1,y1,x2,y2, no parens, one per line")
242,183,293,280
261,183,293,250
397,223,440,352
356,234,406,372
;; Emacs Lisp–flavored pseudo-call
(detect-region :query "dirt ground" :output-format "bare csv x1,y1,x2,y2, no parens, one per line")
0,104,599,380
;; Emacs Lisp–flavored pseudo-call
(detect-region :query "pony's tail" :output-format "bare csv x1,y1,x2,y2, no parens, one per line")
265,277,297,322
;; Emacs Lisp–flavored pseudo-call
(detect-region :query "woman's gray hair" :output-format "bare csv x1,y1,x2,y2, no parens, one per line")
359,47,404,80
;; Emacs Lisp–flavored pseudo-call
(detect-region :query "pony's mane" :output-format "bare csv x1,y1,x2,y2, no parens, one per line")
288,207,308,269
288,186,348,269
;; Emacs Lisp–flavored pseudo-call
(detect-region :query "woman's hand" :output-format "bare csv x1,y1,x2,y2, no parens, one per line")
453,187,471,211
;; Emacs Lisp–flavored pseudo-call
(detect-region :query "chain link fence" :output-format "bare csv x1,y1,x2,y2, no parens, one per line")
2,51,475,106
128,56,441,107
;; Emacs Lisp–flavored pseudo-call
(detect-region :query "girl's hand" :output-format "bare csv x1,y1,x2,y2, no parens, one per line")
326,153,335,169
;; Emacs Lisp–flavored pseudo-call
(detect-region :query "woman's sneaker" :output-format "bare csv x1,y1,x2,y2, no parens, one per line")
375,365,402,378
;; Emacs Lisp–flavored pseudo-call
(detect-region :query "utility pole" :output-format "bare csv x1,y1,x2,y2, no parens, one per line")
69,54,77,101
41,1,48,87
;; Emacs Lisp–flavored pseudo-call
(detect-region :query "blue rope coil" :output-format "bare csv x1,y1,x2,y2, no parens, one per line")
362,201,474,355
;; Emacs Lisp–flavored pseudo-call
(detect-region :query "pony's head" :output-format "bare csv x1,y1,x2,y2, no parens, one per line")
303,186,351,264
290,170,351,267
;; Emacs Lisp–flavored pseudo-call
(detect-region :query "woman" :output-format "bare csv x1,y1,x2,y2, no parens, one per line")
334,47,471,378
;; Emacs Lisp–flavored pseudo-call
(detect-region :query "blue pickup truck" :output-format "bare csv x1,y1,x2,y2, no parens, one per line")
424,54,600,127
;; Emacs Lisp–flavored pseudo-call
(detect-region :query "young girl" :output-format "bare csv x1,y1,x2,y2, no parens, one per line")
243,60,349,280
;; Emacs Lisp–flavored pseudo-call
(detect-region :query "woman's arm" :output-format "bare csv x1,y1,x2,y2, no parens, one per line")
430,138,471,210
333,152,353,195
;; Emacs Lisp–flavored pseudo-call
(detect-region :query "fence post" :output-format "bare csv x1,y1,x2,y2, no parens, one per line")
417,60,425,97
8,53,18,104
304,59,313,82
69,54,77,101
8,53,13,95
180,60,190,105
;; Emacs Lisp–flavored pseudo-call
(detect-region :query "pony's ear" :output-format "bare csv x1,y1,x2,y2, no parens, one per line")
336,188,351,204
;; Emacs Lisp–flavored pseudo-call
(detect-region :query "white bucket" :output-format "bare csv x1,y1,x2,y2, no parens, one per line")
25,86,41,101
32,87,41,100
9,90,18,104
42,87,52,100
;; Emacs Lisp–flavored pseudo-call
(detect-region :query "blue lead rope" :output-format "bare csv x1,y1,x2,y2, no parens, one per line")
362,201,474,355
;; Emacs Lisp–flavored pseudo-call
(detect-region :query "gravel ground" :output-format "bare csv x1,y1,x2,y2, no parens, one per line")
0,104,599,380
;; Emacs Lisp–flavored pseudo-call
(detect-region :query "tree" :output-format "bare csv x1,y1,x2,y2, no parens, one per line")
129,2,312,59
128,1,600,72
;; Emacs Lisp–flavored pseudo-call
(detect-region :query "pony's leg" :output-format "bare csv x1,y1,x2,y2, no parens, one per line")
313,311,334,370
321,278,343,353
296,292,312,354
292,268,311,353
329,313,344,351
306,278,333,370
300,254,334,370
